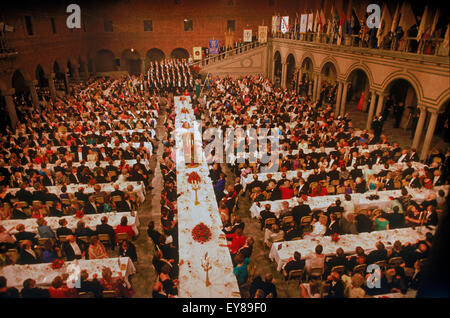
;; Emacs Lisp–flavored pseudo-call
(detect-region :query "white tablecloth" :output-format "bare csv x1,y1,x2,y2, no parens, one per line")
269,227,434,271
174,96,240,298
0,257,136,289
249,186,449,219
0,211,139,237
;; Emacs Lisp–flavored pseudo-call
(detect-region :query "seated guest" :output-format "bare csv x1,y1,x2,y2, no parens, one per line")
325,213,340,236
386,266,408,294
0,276,19,298
347,246,367,271
283,251,305,280
88,235,109,260
20,279,50,298
387,206,405,229
37,217,55,239
326,199,344,216
305,244,325,274
308,217,326,237
264,224,284,246
354,177,367,193
292,198,312,226
326,248,348,274
285,221,302,240
75,220,96,238
259,204,277,230
278,201,293,219
41,239,60,263
236,236,254,260
62,235,86,261
119,239,138,262
18,240,39,265
49,276,77,298
366,241,388,265
233,252,251,285
56,219,74,238
116,193,136,212
280,180,294,200
250,274,278,298
409,260,424,290
96,216,116,249
158,264,177,297
77,270,103,298
14,224,37,245
115,216,135,240
373,211,390,231
324,271,345,298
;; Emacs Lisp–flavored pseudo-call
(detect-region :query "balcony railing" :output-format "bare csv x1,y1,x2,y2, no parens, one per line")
191,41,267,68
272,31,448,57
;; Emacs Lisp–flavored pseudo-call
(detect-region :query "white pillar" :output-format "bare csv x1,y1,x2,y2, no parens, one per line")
420,109,441,161
375,92,386,117
315,73,322,102
412,105,427,150
281,62,287,88
3,88,18,129
366,90,377,130
335,81,343,116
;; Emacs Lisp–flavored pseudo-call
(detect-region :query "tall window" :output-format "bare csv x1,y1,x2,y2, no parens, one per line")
227,20,235,32
25,16,33,35
104,20,113,32
51,18,57,34
144,20,153,31
184,19,193,31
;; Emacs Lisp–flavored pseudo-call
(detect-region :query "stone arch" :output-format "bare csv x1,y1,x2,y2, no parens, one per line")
35,64,48,87
170,48,190,59
78,56,87,75
318,56,340,81
146,48,165,62
53,60,65,80
379,72,423,104
94,49,116,73
343,62,374,89
121,48,142,76
273,50,282,86
435,97,450,143
320,60,338,84
345,66,372,109
285,53,296,89
11,69,29,97
436,89,450,112
299,51,316,70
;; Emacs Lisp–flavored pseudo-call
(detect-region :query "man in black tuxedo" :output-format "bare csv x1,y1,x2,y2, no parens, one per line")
83,197,102,214
247,174,263,194
408,172,422,188
14,224,37,245
325,213,340,236
259,204,277,230
402,162,415,178
366,241,388,266
350,164,363,180
15,183,33,204
56,219,74,238
17,241,40,265
96,216,116,249
20,279,50,298
62,235,87,261
384,173,395,190
68,167,82,184
292,198,312,226
408,148,419,162
283,251,305,279
327,164,340,181
75,187,90,203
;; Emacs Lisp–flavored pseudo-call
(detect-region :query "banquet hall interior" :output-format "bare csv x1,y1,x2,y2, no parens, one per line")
0,0,449,299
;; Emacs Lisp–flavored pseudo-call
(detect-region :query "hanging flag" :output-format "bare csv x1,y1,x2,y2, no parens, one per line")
398,1,416,34
350,9,361,35
377,5,393,47
320,9,326,32
444,23,450,48
417,6,435,42
300,14,308,33
337,9,346,45
281,16,289,34
243,29,252,42
307,12,314,32
391,3,400,33
314,10,319,32
429,9,440,39
193,47,202,60
258,25,268,43
209,39,219,54
271,16,278,33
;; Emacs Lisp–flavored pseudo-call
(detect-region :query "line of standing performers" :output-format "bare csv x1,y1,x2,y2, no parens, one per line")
147,59,193,94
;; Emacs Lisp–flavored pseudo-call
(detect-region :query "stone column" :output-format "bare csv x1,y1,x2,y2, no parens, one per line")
3,88,18,129
47,73,57,101
366,90,378,130
281,62,287,88
72,65,80,81
63,69,70,94
420,108,441,161
140,59,146,75
375,92,387,117
80,62,88,78
412,105,427,150
308,76,313,98
315,73,322,102
340,81,349,117
334,81,343,116
26,80,40,107
296,67,302,94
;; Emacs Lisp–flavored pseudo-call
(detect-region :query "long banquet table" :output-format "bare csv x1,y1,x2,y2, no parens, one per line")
269,227,435,272
0,257,136,289
174,96,240,298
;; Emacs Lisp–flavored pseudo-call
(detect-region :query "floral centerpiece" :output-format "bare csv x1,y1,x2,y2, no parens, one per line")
187,171,202,205
192,223,212,244
51,259,65,270
331,233,340,243
75,210,84,219
182,121,191,129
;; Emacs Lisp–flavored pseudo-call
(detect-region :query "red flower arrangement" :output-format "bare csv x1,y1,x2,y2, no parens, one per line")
88,178,96,186
331,233,340,243
75,210,84,219
51,259,65,270
182,122,191,129
187,171,201,184
181,107,189,114
191,223,212,244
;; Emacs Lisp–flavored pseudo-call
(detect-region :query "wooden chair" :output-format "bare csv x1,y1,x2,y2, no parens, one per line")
375,260,387,271
6,249,18,263
331,179,340,187
264,218,277,230
394,181,402,189
334,212,342,219
388,257,404,268
61,199,71,206
308,267,324,281
284,269,304,286
23,207,32,217
336,186,345,194
116,232,130,243
58,235,68,243
353,264,367,275
112,195,123,203
320,282,331,298
78,236,90,244
32,200,43,208
95,196,105,204
327,186,336,194
98,234,112,247
300,216,312,234
265,237,284,250
290,237,303,241
330,265,346,276
282,215,294,225
102,290,118,298
38,238,51,247
45,201,54,207
357,209,368,216
18,201,28,208
78,291,95,298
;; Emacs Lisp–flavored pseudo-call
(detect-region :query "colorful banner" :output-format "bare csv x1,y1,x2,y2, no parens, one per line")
300,14,308,33
281,16,289,34
209,39,219,55
271,16,278,33
258,26,268,43
193,47,202,60
307,13,314,32
243,29,252,42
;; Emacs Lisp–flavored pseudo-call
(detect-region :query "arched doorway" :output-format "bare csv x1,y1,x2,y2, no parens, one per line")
320,62,337,84
35,65,48,88
299,57,313,96
170,48,189,59
11,70,29,119
121,49,142,76
94,49,116,72
67,59,74,79
78,56,86,77
436,100,450,143
385,79,418,129
347,69,370,111
273,51,282,87
146,48,165,62
53,61,66,91
285,54,296,90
